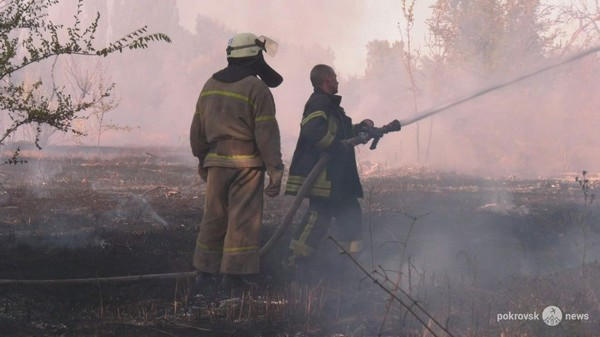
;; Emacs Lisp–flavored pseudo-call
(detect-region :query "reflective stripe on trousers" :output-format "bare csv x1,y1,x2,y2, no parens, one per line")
288,197,363,265
193,167,264,274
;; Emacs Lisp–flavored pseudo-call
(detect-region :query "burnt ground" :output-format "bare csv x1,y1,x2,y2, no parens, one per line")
0,146,599,336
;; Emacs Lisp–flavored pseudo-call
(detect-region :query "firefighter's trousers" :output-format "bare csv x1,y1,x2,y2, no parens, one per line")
193,167,264,275
288,197,362,265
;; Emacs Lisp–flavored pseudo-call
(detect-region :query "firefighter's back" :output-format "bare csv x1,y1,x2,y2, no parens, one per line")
196,76,274,168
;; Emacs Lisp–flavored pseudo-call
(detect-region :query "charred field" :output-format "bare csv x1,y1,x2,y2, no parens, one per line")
0,146,599,337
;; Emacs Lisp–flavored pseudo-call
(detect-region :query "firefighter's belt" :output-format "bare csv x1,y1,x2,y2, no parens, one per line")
208,138,257,156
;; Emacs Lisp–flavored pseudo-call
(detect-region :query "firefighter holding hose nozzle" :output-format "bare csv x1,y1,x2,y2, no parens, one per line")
285,64,400,278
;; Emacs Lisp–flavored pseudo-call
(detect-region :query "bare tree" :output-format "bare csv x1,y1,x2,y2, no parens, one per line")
62,57,130,146
555,0,600,54
399,0,424,162
0,0,170,153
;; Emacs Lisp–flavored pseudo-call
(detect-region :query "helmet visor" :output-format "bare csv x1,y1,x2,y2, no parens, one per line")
257,35,279,57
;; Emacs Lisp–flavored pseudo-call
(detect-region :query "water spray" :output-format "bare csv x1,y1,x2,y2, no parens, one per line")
399,45,600,127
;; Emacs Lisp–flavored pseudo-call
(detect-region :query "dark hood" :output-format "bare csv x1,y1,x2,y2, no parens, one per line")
213,52,283,88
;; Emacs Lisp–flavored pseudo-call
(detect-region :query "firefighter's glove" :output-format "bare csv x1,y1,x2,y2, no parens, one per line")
265,167,284,197
357,131,371,144
358,119,375,130
198,163,208,182
355,119,375,135
357,119,385,140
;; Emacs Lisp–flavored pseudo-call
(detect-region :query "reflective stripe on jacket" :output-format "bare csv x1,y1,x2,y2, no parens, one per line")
285,89,363,200
190,76,283,172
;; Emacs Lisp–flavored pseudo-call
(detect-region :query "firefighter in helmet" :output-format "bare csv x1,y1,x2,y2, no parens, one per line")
190,33,283,291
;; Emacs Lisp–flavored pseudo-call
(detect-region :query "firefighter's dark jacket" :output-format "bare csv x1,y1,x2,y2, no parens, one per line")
285,88,363,200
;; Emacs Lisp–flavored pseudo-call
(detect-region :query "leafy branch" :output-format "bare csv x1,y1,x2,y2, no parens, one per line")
0,0,170,151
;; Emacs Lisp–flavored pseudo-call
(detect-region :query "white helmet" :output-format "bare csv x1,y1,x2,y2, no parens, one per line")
226,33,279,58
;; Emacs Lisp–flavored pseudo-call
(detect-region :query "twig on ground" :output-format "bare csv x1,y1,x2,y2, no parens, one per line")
328,235,455,337
378,211,428,335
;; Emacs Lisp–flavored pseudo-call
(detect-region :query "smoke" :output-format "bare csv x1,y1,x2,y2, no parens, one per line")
369,182,600,290
103,193,170,229
13,0,598,178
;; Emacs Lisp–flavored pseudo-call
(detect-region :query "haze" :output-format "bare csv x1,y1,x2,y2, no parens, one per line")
9,0,600,177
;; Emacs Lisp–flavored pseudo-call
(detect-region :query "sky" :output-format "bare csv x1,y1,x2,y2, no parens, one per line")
175,0,572,78
176,0,434,77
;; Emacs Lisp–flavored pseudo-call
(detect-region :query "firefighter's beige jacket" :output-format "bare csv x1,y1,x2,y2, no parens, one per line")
190,76,283,174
